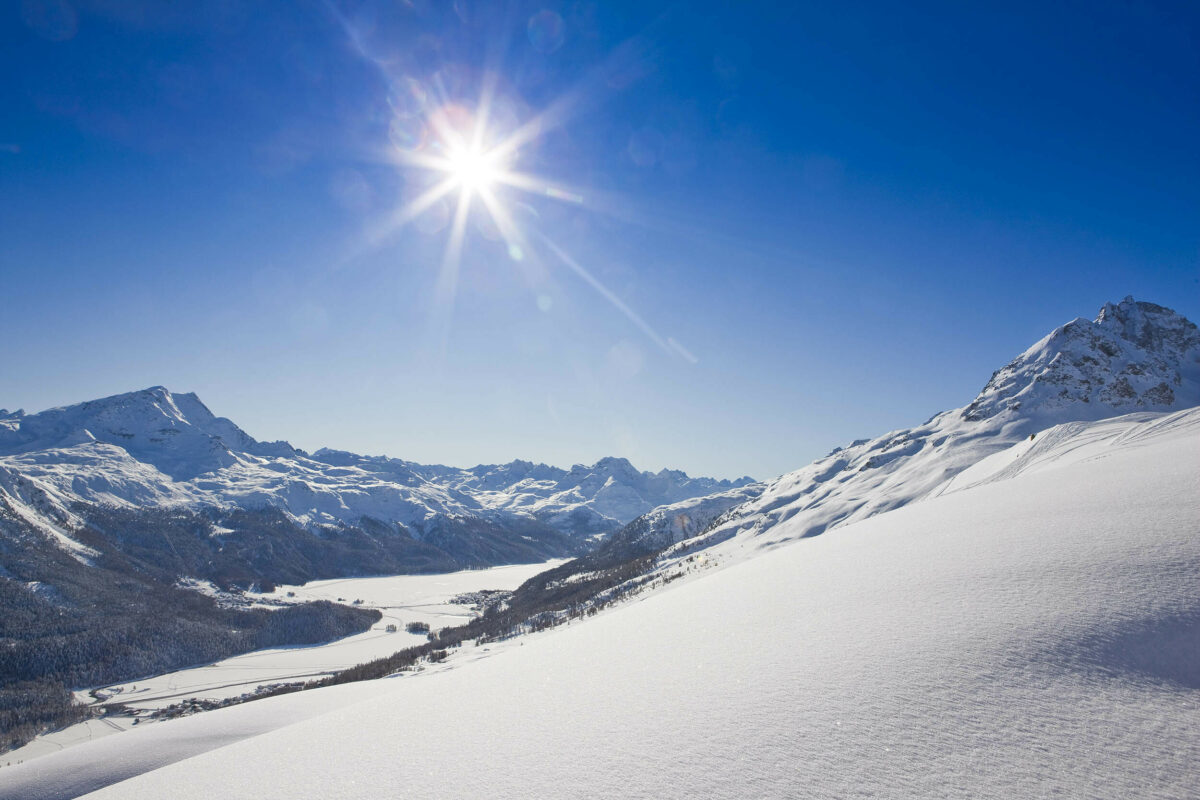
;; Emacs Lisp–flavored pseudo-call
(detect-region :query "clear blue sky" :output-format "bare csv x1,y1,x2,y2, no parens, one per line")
2,0,1198,480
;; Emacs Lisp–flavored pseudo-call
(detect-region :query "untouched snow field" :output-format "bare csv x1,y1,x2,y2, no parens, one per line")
3,561,560,768
3,409,1197,799
109,561,565,708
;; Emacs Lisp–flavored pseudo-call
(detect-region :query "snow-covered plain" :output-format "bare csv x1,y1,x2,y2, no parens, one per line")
2,561,559,768
110,560,566,707
3,407,1196,799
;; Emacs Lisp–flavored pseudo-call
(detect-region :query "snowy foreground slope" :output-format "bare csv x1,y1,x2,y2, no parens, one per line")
4,407,1197,799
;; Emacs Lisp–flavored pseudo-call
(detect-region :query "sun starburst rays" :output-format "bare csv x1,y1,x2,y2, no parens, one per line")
318,6,700,369
360,65,693,369
381,100,568,313
381,98,688,364
396,114,531,210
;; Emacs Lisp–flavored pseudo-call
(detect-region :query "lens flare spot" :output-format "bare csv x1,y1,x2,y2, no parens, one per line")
389,117,427,152
527,10,566,54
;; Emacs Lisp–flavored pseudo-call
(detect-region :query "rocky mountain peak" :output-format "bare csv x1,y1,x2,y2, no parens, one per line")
605,297,1200,561
1094,296,1199,352
962,297,1200,422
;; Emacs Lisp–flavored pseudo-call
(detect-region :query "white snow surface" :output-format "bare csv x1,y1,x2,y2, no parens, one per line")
0,467,97,564
3,406,1197,799
0,388,750,542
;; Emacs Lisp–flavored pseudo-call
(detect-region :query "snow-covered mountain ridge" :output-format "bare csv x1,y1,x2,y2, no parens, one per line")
606,296,1200,557
0,387,752,545
6,391,1198,799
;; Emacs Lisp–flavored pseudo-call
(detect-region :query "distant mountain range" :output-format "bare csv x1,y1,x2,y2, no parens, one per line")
4,295,1197,582
0,385,753,579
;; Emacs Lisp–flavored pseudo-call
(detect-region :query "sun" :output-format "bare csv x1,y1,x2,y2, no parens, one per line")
385,97,583,243
372,83,691,365
446,144,500,194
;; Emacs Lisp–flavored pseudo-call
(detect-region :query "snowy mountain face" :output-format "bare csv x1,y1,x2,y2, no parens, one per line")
301,448,752,535
603,297,1200,558
1,297,1193,578
0,387,751,574
963,297,1200,421
0,390,754,740
3,295,1197,795
0,387,296,481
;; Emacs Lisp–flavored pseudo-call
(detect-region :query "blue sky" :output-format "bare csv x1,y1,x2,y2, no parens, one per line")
2,0,1198,479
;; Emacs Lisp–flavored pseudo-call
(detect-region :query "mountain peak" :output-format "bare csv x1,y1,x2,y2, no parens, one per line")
0,386,271,480
592,456,638,473
962,297,1200,422
1094,296,1198,349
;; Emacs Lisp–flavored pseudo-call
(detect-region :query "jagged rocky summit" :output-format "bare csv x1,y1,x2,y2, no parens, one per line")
964,297,1199,421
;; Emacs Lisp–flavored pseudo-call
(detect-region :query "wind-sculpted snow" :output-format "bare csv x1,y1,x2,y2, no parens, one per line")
4,405,1196,799
0,389,750,555
2,297,1197,796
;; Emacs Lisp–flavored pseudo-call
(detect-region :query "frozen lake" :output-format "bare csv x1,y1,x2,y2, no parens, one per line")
6,560,562,766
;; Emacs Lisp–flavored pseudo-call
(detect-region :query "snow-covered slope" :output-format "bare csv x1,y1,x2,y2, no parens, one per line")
5,405,1196,799
610,296,1200,557
598,482,765,560
0,387,750,548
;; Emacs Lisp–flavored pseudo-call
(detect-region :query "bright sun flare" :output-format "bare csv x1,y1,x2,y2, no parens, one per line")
383,92,686,365
447,145,500,193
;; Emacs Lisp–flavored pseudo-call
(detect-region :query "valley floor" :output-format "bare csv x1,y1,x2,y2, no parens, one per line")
2,560,561,770
2,409,1197,799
